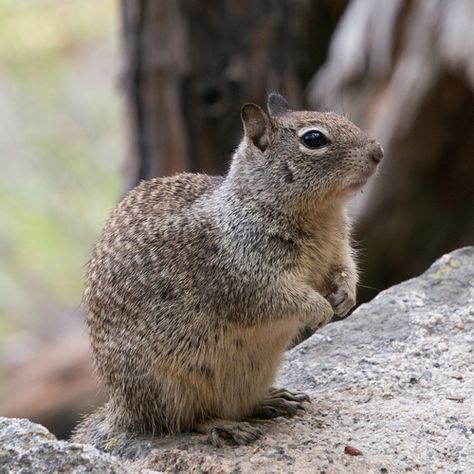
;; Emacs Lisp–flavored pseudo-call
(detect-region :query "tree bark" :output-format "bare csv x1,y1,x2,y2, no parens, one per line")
120,0,347,186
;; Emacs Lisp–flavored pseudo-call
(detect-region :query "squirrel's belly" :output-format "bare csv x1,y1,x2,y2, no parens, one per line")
204,318,301,420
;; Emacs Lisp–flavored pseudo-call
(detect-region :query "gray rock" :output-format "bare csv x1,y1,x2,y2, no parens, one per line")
0,417,133,473
1,247,473,473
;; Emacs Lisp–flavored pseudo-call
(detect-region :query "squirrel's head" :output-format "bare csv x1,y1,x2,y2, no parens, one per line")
236,93,383,207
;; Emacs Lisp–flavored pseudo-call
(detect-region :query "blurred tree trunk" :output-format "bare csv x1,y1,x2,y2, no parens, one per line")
120,0,347,187
309,0,474,303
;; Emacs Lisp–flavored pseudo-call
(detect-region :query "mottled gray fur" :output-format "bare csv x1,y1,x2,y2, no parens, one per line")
72,94,383,448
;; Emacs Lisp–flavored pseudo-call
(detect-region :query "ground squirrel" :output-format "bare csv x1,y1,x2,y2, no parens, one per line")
72,93,383,447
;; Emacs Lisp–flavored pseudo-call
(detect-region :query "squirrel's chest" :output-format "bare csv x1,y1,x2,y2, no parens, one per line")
297,231,341,291
210,318,301,418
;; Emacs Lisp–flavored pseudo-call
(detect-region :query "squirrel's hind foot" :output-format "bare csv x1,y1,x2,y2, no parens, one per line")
251,387,310,419
195,419,263,447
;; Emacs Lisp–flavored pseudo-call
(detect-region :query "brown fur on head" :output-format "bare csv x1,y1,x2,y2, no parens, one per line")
236,93,383,211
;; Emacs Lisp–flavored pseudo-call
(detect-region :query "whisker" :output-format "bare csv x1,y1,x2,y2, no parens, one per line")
357,283,382,291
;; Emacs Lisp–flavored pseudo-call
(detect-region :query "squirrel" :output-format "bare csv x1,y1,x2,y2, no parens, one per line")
72,93,383,448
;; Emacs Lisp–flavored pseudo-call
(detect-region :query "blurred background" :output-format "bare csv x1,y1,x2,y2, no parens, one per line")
0,0,473,439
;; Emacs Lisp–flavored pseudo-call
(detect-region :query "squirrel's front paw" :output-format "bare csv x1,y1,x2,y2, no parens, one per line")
327,272,356,318
251,387,310,419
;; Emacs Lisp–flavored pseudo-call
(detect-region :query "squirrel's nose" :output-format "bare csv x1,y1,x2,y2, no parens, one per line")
369,142,384,164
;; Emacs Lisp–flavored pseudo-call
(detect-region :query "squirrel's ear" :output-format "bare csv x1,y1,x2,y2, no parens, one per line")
267,93,289,117
241,103,270,152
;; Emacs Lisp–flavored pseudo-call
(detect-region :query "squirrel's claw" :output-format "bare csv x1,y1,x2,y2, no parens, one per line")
251,387,311,419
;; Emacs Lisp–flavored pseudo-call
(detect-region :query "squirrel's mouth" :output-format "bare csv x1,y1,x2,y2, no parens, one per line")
348,174,370,189
347,179,368,191
346,168,375,191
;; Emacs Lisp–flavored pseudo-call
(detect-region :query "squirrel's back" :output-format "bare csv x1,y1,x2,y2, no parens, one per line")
83,173,226,435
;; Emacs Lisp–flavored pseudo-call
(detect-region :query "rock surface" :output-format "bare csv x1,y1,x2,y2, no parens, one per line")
1,247,473,473
0,417,131,473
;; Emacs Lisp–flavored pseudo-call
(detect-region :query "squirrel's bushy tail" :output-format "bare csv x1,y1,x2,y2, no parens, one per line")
71,402,123,450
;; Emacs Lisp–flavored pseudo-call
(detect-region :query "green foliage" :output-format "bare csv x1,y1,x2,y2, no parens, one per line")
0,0,122,337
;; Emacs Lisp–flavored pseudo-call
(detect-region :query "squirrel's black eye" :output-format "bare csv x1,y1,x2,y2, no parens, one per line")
301,130,329,149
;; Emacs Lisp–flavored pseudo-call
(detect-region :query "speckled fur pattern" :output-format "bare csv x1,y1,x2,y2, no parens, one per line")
72,94,382,447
